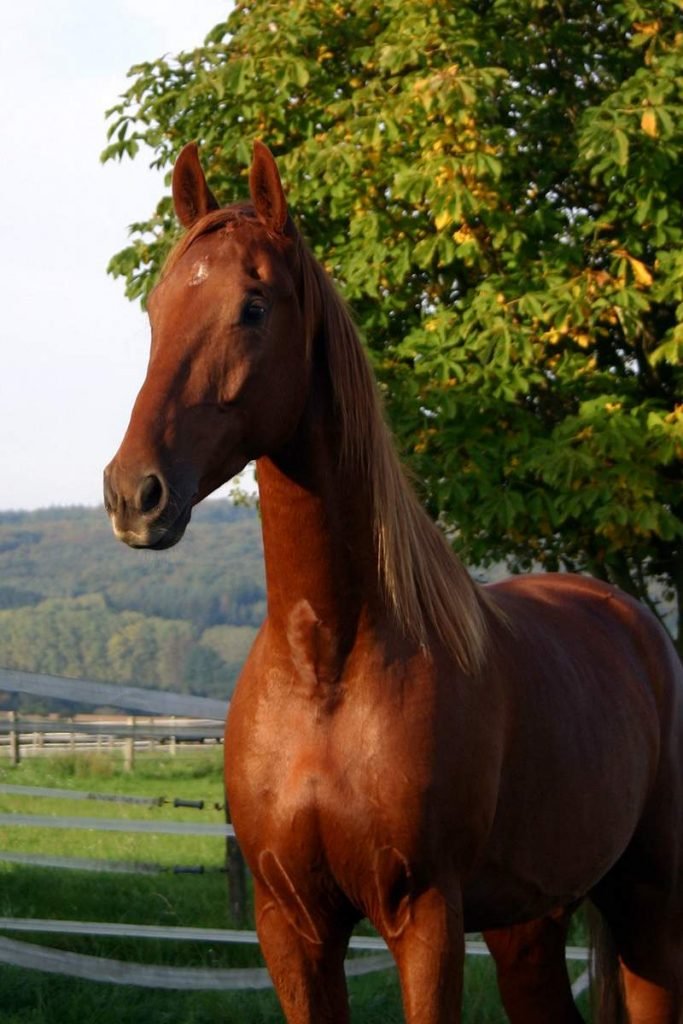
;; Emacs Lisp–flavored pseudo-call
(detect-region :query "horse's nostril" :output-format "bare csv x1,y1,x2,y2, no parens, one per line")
137,474,165,515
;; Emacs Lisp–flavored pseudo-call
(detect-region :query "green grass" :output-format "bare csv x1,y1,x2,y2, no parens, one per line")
0,959,514,1024
0,753,591,1022
0,750,228,870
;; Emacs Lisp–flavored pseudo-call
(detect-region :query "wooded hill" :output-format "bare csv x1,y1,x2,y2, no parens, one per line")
1,500,676,715
0,501,263,710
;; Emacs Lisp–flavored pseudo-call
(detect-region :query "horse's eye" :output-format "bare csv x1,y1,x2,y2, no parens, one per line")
242,298,268,326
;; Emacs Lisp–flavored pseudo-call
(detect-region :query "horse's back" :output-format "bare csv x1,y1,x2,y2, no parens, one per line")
487,572,682,731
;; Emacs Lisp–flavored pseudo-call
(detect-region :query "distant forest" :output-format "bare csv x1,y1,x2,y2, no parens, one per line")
0,501,263,709
2,502,676,715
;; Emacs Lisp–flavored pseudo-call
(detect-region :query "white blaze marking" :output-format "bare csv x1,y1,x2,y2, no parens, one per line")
188,259,209,287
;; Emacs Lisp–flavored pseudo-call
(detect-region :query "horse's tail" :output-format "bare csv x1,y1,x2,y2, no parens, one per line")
587,903,627,1024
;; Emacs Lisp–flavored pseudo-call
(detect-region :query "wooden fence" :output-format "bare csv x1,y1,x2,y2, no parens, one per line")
0,668,591,997
0,666,229,768
0,712,225,766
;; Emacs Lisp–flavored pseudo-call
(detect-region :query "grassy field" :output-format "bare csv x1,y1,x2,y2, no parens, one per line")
0,752,591,1022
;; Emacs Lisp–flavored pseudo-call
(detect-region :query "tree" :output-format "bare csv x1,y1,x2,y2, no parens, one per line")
102,0,683,648
106,617,194,688
182,645,231,698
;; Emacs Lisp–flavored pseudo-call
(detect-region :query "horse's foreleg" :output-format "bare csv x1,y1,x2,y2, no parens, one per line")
382,882,465,1023
254,876,351,1024
483,909,584,1024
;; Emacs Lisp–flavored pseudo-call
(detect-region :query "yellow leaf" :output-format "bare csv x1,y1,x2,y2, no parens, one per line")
629,256,654,287
434,210,452,230
453,226,472,244
641,108,658,138
633,20,661,35
614,249,654,287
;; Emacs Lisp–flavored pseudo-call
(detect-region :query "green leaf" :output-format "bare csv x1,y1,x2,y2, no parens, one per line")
614,129,630,169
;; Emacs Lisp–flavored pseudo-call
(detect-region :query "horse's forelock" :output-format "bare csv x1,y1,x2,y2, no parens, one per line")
160,204,266,281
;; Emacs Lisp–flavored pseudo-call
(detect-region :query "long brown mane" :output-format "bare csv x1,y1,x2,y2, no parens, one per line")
297,239,491,675
163,206,491,674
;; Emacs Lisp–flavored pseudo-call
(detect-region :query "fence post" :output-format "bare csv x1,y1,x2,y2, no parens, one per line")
224,796,248,926
124,717,135,772
8,711,20,766
169,717,177,758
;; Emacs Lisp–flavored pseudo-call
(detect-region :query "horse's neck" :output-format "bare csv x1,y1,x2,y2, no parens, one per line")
256,437,380,666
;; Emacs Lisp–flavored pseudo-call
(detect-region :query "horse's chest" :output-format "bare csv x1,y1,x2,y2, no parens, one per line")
229,719,423,928
226,666,494,923
230,700,425,852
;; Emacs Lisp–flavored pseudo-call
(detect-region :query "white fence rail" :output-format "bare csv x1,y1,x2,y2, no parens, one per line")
0,713,224,764
0,669,591,998
0,667,228,764
0,938,394,991
0,718,225,740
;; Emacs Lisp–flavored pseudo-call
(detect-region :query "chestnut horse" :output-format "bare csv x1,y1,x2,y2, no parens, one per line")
104,141,683,1023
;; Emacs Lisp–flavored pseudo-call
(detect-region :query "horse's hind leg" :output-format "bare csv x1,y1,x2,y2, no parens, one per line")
591,878,683,1024
483,907,584,1023
616,907,681,1024
620,961,677,1023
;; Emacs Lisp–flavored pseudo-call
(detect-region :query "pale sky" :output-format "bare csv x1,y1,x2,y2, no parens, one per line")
0,1,234,510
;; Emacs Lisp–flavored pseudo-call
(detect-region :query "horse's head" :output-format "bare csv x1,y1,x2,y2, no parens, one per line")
104,142,309,549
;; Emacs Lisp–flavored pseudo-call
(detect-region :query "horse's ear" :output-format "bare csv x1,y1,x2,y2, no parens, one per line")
249,141,288,234
172,142,220,229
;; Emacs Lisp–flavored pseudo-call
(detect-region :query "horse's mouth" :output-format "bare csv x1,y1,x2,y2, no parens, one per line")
110,502,193,551
143,523,188,550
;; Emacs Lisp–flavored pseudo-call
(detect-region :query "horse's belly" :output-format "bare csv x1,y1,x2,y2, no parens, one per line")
461,864,585,931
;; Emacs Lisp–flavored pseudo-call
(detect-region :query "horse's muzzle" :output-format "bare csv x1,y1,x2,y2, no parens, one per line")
103,463,192,550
